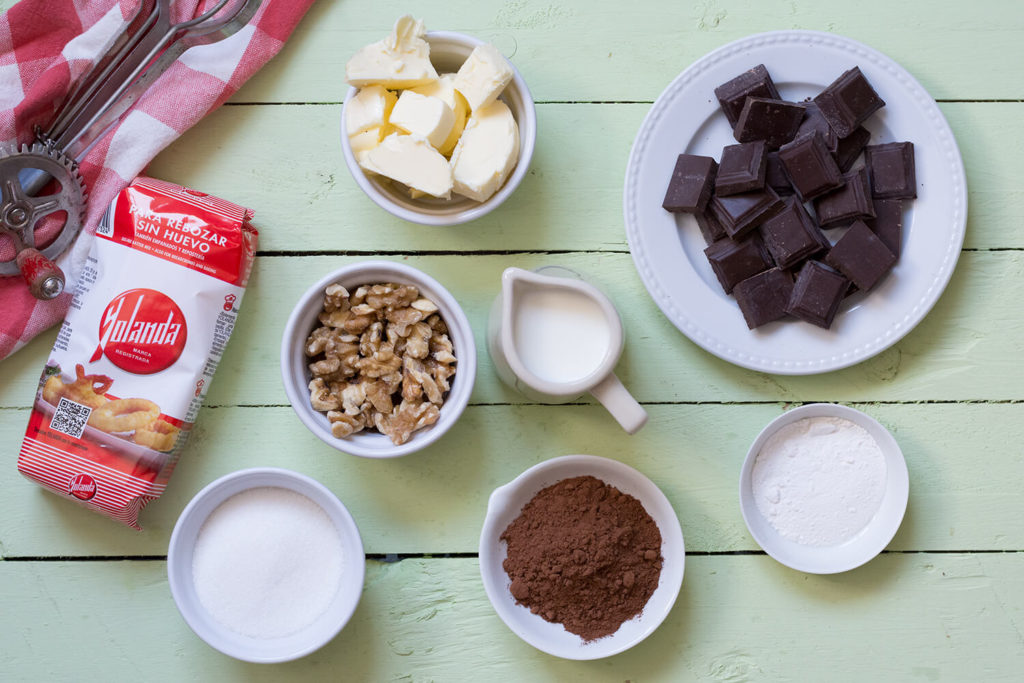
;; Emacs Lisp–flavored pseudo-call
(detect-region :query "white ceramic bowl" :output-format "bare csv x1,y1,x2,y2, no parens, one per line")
340,30,537,226
167,468,365,663
281,260,476,458
739,403,910,574
479,455,685,660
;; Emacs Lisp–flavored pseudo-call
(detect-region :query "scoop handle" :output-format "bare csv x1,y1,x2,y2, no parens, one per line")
590,373,648,434
16,247,65,300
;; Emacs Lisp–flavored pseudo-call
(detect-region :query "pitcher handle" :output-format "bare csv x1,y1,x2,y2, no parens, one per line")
590,373,648,434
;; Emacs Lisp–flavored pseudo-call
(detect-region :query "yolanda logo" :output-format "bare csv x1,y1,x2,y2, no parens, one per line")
91,288,187,374
69,473,97,501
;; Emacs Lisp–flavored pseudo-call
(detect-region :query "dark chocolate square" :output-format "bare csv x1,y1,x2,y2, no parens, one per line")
786,260,849,329
765,152,794,196
825,219,897,291
833,126,871,172
714,64,781,128
734,97,805,149
865,142,916,199
716,141,767,196
704,235,773,294
734,268,794,329
865,198,903,257
795,101,838,152
709,186,785,239
663,154,718,213
814,168,876,227
695,209,727,245
813,66,886,138
759,196,830,269
778,131,843,201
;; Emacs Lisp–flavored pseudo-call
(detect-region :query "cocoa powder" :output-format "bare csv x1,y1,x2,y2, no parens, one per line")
500,475,664,641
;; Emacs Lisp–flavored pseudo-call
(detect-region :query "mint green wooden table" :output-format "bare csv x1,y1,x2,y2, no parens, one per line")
3,1,1023,679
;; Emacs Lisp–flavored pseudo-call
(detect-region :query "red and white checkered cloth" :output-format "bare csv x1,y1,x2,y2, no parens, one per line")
0,0,315,360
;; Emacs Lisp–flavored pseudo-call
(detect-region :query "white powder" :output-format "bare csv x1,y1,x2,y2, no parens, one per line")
752,416,887,547
192,487,344,639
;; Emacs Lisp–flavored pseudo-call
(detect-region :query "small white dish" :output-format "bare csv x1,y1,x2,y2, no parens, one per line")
739,404,909,574
167,467,365,663
479,454,684,660
624,30,967,374
340,31,537,226
280,260,476,458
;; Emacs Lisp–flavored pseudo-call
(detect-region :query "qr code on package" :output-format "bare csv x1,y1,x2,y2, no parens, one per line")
50,397,92,439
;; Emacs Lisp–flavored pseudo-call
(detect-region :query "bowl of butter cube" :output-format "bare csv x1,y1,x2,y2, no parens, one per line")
341,15,536,226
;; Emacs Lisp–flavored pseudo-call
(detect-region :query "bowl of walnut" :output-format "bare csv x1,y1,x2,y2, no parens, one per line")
281,261,476,458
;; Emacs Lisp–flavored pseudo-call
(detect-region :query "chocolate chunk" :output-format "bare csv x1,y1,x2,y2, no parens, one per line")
833,126,871,172
704,234,773,294
765,152,794,196
786,260,849,329
696,209,728,245
716,141,767,196
734,268,794,329
709,186,785,239
865,198,903,257
825,219,897,291
814,168,875,227
663,154,718,213
778,131,843,201
795,101,838,152
734,98,805,149
813,66,886,137
759,196,830,269
714,64,781,128
865,142,916,199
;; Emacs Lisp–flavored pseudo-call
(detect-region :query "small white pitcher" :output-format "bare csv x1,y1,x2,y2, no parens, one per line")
486,266,648,434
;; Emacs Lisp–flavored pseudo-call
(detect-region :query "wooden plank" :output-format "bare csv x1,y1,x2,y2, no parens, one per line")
1,1,1019,103
2,251,1022,409
139,102,1024,253
177,1,1024,103
2,403,1022,557
2,554,1022,679
146,103,641,254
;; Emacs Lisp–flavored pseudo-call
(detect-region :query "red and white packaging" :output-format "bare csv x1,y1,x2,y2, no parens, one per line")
17,177,257,529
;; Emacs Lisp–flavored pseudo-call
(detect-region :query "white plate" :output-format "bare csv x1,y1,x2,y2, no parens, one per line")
624,31,967,374
478,455,684,659
739,404,909,574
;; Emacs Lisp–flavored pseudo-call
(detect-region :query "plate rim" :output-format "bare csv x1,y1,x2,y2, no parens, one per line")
623,29,967,375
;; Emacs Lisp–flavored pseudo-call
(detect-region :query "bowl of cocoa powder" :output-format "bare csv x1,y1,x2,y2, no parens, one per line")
478,454,685,659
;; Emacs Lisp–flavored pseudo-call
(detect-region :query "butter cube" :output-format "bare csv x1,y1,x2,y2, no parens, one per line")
411,74,469,156
450,100,519,202
345,85,397,137
346,15,439,89
349,127,383,161
453,44,513,112
390,91,455,151
360,133,454,199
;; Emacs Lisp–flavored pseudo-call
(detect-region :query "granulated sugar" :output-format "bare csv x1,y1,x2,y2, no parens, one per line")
192,487,343,639
752,416,887,547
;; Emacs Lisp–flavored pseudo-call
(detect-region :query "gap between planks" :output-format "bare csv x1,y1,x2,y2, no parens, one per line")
2,397,1024,413
4,550,1023,562
252,248,1020,257
221,99,1024,106
0,397,1019,413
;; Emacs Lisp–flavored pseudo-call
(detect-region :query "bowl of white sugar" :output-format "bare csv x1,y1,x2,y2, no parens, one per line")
739,404,909,574
167,468,365,662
